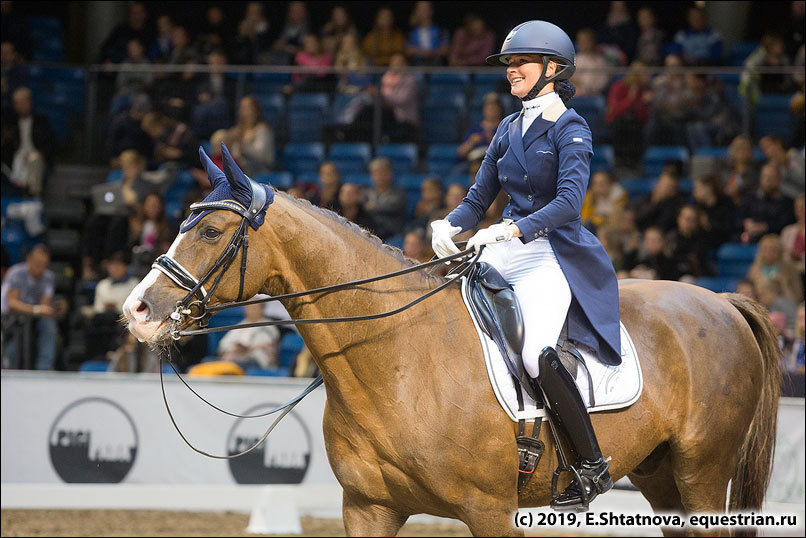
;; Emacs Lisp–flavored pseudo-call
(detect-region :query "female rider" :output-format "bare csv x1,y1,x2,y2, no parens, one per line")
430,21,620,510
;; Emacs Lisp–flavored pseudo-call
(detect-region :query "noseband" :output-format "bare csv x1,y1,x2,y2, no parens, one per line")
152,179,268,338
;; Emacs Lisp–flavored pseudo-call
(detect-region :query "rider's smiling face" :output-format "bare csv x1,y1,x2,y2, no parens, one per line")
506,54,556,98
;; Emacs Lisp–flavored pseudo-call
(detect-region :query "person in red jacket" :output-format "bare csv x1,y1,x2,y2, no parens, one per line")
605,60,652,170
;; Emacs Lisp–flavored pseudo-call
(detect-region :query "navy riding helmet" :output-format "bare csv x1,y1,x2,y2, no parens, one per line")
487,21,576,100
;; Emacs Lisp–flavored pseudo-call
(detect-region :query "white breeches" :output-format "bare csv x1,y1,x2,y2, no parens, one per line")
478,237,572,378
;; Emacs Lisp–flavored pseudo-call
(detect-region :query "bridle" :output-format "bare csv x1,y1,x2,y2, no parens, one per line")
152,178,268,339
147,183,482,460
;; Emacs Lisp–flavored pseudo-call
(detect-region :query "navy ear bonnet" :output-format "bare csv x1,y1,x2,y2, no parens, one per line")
180,144,274,233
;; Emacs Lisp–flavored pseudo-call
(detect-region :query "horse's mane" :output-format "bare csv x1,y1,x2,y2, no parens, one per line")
277,190,445,284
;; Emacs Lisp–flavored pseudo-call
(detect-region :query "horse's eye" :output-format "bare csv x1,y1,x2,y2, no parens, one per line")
203,227,221,240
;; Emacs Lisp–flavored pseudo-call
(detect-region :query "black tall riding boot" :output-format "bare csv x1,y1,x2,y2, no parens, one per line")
535,346,613,511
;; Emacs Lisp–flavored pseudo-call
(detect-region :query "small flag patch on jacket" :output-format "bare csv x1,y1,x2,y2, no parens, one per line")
573,137,583,142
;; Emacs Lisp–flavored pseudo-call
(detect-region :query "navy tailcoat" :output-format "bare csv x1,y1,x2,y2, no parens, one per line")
447,98,622,365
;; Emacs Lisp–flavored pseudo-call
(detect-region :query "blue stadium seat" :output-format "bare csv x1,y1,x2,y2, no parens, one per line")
250,72,292,94
328,143,372,175
693,277,739,293
472,73,503,98
427,73,470,94
422,93,465,143
254,172,294,190
643,146,689,177
296,172,320,185
282,143,325,175
694,147,730,159
729,41,759,66
1,219,32,265
445,174,472,188
426,144,460,178
620,177,656,200
717,243,757,278
207,306,246,356
287,93,329,142
385,234,404,249
279,332,305,368
755,95,796,145
679,178,693,194
106,169,123,183
590,145,615,173
254,93,285,131
79,360,110,372
377,144,418,175
404,190,420,221
571,96,607,142
398,173,430,191
343,173,371,186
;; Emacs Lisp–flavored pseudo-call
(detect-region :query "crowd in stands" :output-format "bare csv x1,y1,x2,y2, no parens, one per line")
1,1,804,379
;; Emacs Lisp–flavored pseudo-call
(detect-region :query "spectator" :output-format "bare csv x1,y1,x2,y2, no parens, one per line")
192,50,234,140
1,41,30,114
780,195,805,274
190,129,230,195
412,177,445,228
167,25,198,65
141,111,196,170
666,205,713,279
757,279,798,333
339,182,375,231
318,161,343,213
403,229,432,262
646,54,687,146
580,170,627,232
195,6,230,58
0,87,54,198
785,1,806,58
271,1,309,65
448,13,494,67
605,61,652,169
321,5,357,56
736,278,758,301
597,226,627,274
152,57,203,123
598,1,636,62
573,28,610,97
671,6,723,65
288,34,333,93
114,39,153,103
634,7,664,65
334,33,372,96
634,171,686,232
231,2,272,65
129,192,176,275
0,1,31,61
228,96,275,176
784,302,804,373
82,150,153,280
741,33,795,103
380,52,420,140
99,1,153,64
457,93,502,162
747,233,803,305
759,135,805,199
406,1,449,66
624,226,678,280
722,134,761,204
681,72,740,149
83,251,138,363
692,173,737,248
1,244,62,370
364,157,406,240
148,14,174,63
362,7,405,67
217,303,281,370
740,163,796,242
614,207,642,264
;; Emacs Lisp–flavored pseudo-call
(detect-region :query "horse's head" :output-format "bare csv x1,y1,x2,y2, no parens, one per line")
123,144,275,344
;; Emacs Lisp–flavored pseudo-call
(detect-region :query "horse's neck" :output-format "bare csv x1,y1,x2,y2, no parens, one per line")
263,196,445,390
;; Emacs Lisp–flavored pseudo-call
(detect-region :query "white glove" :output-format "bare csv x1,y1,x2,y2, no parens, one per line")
466,223,514,254
430,219,462,260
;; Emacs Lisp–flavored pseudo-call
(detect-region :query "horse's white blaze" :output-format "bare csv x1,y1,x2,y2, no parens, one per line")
123,232,188,341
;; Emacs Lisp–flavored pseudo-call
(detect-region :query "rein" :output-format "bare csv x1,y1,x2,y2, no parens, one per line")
157,198,483,458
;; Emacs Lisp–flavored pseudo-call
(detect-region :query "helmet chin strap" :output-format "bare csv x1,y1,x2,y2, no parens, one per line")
520,59,572,102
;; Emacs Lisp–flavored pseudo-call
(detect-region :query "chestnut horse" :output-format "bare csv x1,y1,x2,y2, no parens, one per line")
124,171,779,536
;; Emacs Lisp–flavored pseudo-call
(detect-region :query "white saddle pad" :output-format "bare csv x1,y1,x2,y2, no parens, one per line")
460,276,643,422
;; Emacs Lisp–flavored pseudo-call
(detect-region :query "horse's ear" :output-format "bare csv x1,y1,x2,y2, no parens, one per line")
221,142,254,203
198,146,226,188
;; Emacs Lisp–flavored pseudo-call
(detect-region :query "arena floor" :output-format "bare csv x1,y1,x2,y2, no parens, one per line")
0,510,598,537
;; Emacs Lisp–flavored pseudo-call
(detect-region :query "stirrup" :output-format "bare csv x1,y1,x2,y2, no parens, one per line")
550,459,613,512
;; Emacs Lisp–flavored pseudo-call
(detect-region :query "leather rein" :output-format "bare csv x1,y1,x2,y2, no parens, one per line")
151,188,482,459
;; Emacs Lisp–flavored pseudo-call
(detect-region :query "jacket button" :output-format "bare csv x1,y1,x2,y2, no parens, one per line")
534,233,539,238
524,174,528,181
527,195,533,201
502,176,508,182
507,210,512,216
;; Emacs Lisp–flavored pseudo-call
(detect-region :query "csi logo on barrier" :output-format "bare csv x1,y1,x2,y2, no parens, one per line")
226,403,312,484
48,397,138,483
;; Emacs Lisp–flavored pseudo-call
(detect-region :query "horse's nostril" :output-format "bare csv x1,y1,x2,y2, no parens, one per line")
136,301,148,313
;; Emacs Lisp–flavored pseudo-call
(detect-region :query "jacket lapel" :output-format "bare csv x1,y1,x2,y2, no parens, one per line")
522,98,567,150
508,112,528,172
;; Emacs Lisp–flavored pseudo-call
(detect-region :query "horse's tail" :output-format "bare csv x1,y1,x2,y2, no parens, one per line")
722,293,780,517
